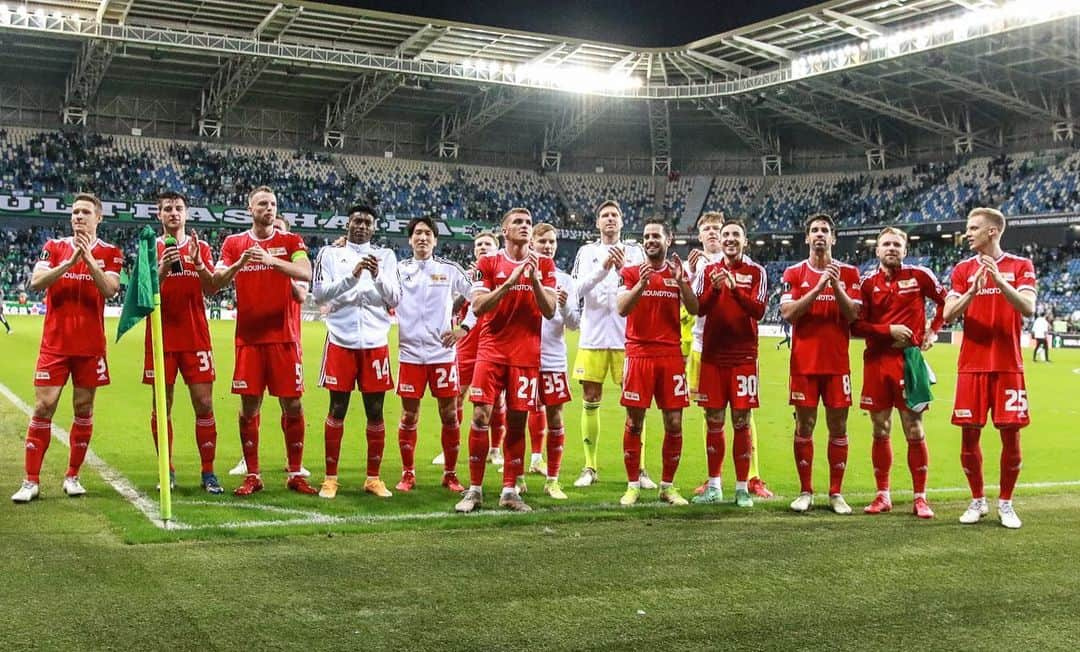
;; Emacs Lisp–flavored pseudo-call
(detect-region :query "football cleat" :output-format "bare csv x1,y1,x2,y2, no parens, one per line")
156,471,177,491
828,494,853,515
693,480,708,496
318,477,339,499
543,479,568,500
529,459,548,476
228,458,248,476
864,495,893,515
395,470,416,492
498,492,532,512
959,498,989,524
286,475,318,495
455,488,483,513
431,451,446,466
998,502,1022,529
441,472,465,493
912,496,935,519
691,487,724,505
658,486,689,506
790,492,814,513
619,486,640,507
234,474,263,496
638,468,658,490
573,467,597,488
734,488,754,508
62,475,87,497
748,477,774,499
200,472,224,495
487,447,504,466
515,476,528,495
11,480,39,503
363,478,393,498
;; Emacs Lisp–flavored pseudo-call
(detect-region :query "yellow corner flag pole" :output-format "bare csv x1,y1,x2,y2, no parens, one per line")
150,292,171,521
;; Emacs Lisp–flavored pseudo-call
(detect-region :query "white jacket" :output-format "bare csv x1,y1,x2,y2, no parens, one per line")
396,256,475,364
312,241,400,349
541,269,581,372
571,240,645,349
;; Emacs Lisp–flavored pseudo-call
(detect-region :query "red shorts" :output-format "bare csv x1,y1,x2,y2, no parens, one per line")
696,361,760,410
789,373,852,409
860,354,907,412
34,351,110,388
952,372,1030,428
457,357,477,389
469,360,539,412
143,349,215,386
233,343,304,397
397,361,459,399
319,342,393,394
539,370,572,407
621,355,690,410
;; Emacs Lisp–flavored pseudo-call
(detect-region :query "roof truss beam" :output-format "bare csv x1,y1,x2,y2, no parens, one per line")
431,84,535,149
726,35,798,61
324,72,405,133
543,96,615,152
820,9,886,38
696,97,777,153
647,99,671,169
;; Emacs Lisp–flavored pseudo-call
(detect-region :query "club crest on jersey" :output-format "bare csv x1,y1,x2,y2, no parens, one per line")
1001,272,1015,282
95,259,105,267
898,278,918,289
267,247,287,256
429,273,448,283
663,278,679,287
735,273,753,284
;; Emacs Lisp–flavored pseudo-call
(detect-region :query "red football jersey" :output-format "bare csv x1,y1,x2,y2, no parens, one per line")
780,259,862,375
697,256,767,366
454,299,481,361
621,262,683,358
35,237,123,357
146,236,214,353
217,230,308,346
852,265,946,357
472,250,557,367
949,253,1036,373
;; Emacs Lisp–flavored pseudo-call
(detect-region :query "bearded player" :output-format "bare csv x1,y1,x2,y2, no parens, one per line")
455,208,557,513
616,219,697,507
944,207,1036,529
852,227,946,519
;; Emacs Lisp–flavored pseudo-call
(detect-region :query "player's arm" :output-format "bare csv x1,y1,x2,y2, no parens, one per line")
988,258,1036,317
728,269,767,320
561,278,582,331
834,267,860,322
672,255,698,315
472,259,525,316
920,269,947,347
211,240,251,290
572,246,607,297
616,267,648,317
311,247,357,305
372,251,401,308
30,243,80,292
82,246,121,299
943,266,979,323
192,240,219,296
529,257,557,320
290,281,309,304
267,250,312,283
779,271,824,322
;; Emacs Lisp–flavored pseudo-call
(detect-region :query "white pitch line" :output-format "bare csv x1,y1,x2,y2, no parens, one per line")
0,381,188,530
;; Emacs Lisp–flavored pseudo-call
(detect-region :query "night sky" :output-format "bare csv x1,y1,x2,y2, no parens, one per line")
320,0,823,47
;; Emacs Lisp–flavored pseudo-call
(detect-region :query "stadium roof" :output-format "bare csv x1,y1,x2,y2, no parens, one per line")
0,0,1078,160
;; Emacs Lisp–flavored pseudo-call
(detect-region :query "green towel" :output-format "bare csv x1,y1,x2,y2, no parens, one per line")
903,347,934,413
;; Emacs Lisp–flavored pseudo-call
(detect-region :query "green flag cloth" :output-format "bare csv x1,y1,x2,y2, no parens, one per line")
116,225,160,342
903,346,934,413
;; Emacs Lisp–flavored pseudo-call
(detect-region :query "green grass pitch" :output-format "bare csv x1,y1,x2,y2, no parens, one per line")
1,314,1079,649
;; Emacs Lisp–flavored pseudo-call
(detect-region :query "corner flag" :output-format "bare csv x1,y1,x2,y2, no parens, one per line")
116,226,173,521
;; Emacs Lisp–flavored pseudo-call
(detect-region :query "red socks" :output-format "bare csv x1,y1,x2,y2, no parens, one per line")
999,428,1022,501
623,424,642,483
489,406,506,449
502,426,525,488
66,415,93,477
194,413,217,473
661,430,682,484
398,414,418,472
282,412,306,474
705,423,725,479
324,416,344,476
149,413,175,472
468,423,488,486
871,437,892,492
732,424,751,482
793,432,814,493
827,435,848,496
528,410,547,455
24,417,52,483
365,422,385,477
546,426,565,479
441,420,461,473
960,427,984,499
907,438,929,495
239,413,261,475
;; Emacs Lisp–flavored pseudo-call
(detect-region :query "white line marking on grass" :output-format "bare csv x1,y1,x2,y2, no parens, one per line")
0,381,189,531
